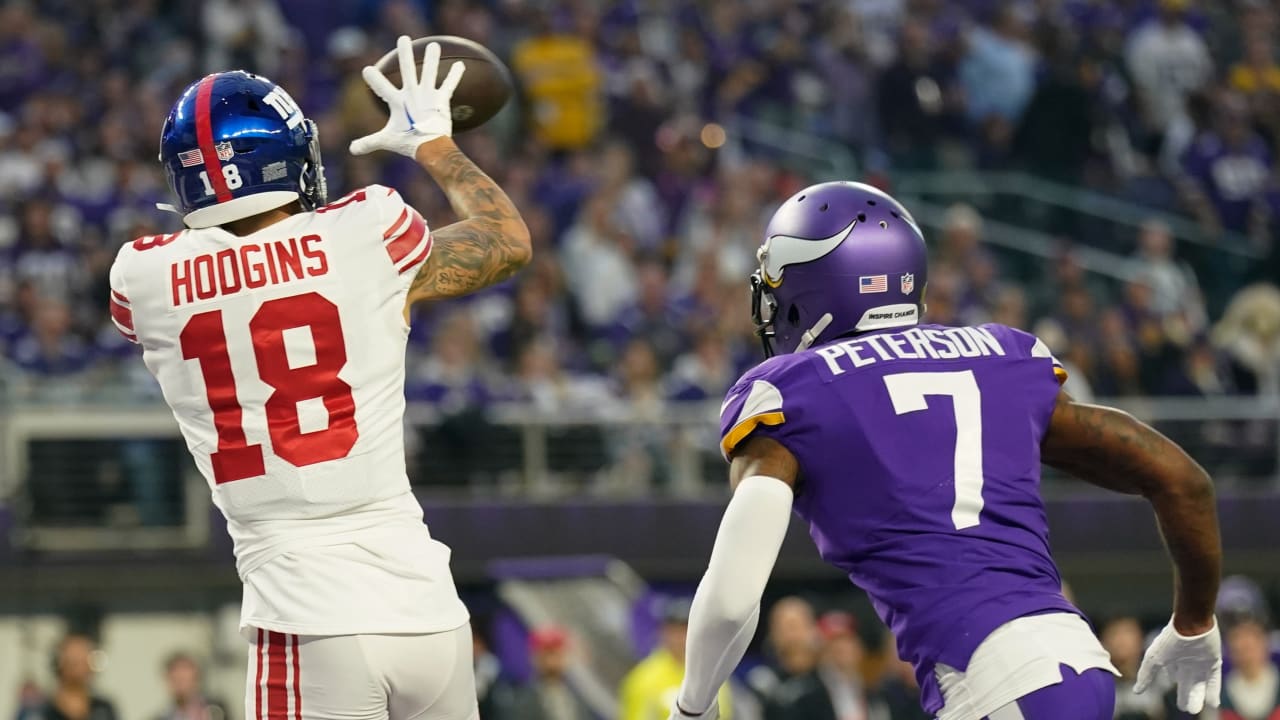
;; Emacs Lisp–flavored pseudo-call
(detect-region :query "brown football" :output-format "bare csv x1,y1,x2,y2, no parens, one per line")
373,36,513,134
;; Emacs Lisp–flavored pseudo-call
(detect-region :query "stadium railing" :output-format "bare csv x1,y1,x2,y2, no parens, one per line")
895,171,1263,259
1,395,1276,549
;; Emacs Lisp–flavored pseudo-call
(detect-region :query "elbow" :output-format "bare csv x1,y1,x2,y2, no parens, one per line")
1150,461,1214,506
506,217,533,268
696,571,763,627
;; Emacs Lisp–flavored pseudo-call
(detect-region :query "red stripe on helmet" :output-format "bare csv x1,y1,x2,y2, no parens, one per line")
194,75,233,203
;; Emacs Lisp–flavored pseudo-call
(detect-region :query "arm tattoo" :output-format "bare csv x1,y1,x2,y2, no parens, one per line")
409,143,530,302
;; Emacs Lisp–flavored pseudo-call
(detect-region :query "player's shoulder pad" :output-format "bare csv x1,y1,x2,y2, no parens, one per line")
347,184,432,276
978,323,1068,385
719,353,813,460
125,231,183,255
314,185,386,218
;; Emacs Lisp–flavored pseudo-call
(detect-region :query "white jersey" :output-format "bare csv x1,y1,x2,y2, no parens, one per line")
109,185,469,636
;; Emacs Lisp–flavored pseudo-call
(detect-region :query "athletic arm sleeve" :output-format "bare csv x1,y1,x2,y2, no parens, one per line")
676,475,794,715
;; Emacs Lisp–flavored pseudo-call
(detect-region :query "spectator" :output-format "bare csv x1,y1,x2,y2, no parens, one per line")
1133,219,1207,331
511,10,604,151
816,612,878,720
507,626,593,720
201,0,291,77
813,7,879,155
473,628,519,720
1212,283,1280,395
560,191,639,331
959,4,1037,152
32,634,119,720
934,203,986,272
1228,32,1280,98
668,330,734,402
1216,616,1280,719
1180,92,1271,235
155,653,228,720
1218,576,1273,629
869,633,930,720
1033,318,1095,401
1013,21,1097,182
509,339,613,415
10,200,84,309
13,680,45,720
748,597,822,700
673,170,763,292
595,141,665,252
406,309,494,407
1101,616,1166,720
1126,0,1213,157
6,300,95,378
877,19,955,169
620,598,731,720
610,259,689,370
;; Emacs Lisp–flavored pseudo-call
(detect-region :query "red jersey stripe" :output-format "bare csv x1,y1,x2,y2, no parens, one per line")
194,75,232,203
316,189,367,213
290,635,301,720
255,629,265,720
398,234,434,275
110,290,129,306
109,297,134,331
383,208,410,240
385,211,427,264
267,631,288,720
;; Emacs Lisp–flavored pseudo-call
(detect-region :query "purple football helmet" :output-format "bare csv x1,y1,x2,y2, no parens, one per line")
751,182,928,357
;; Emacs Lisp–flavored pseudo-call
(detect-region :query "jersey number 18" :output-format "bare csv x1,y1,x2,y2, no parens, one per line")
180,292,358,484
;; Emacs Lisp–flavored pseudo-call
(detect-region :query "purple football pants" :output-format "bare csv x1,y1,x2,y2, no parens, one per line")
980,665,1116,720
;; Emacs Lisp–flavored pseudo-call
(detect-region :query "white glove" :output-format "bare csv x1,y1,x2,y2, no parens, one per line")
1134,618,1222,713
669,699,719,720
350,35,465,157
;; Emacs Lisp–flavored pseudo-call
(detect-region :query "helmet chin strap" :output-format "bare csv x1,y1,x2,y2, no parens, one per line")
794,313,833,352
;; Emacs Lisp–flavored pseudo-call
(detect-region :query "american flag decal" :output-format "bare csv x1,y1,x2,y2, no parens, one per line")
215,142,234,161
177,148,203,167
859,275,888,293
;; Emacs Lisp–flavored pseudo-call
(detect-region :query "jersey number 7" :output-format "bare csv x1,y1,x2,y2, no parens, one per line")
180,292,359,484
883,370,984,530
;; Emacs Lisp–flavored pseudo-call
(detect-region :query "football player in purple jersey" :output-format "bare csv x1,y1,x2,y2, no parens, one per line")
668,182,1223,720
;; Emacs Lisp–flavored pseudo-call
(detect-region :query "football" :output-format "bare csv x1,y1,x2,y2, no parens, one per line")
373,35,513,134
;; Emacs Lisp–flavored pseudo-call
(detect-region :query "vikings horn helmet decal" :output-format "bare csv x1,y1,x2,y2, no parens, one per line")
750,182,929,358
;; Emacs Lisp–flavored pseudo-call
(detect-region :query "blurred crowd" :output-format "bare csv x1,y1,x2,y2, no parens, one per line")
14,576,1280,720
3,0,1280,419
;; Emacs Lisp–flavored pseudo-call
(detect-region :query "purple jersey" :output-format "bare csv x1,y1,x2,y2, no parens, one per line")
718,323,1078,714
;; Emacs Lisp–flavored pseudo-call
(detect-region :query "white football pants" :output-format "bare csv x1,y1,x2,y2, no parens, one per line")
244,624,478,720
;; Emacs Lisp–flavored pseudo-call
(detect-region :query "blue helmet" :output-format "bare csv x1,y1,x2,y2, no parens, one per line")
159,71,327,229
751,182,928,357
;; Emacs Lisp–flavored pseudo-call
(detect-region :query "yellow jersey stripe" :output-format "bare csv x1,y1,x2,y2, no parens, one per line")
720,411,786,458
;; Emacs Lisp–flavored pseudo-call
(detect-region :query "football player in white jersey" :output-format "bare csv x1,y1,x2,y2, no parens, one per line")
108,38,529,720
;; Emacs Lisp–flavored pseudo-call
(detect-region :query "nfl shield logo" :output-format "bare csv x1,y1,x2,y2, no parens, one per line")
215,142,235,161
901,273,915,294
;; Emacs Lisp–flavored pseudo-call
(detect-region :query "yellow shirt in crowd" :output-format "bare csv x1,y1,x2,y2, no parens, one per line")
512,34,603,150
618,649,732,720
1229,63,1280,95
